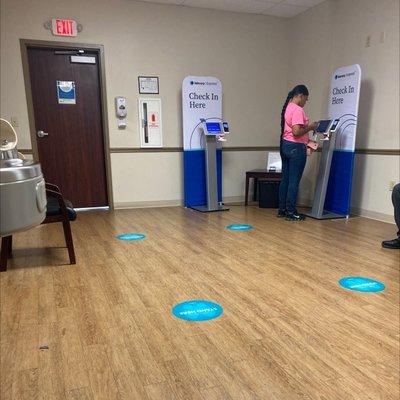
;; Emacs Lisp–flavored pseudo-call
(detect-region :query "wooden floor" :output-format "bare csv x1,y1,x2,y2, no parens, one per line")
1,206,399,400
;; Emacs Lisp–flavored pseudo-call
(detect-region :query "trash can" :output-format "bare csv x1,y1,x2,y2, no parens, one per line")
258,180,280,208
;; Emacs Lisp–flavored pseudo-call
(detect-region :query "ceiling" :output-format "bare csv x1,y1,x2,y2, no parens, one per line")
135,0,327,18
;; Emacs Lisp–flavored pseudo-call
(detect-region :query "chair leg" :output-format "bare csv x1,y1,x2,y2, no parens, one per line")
62,220,76,264
7,235,12,258
1,236,12,272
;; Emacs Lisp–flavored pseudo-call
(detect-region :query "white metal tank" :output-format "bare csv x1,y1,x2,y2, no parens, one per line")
0,119,47,236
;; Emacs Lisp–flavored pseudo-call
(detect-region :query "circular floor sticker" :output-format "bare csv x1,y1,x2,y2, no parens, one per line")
226,224,253,231
172,300,223,322
339,277,385,292
116,233,146,241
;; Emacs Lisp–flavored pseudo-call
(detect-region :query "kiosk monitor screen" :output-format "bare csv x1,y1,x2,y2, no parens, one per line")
316,119,332,133
205,122,222,135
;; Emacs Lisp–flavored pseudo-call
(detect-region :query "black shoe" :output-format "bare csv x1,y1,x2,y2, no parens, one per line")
382,238,400,249
277,210,287,218
285,212,306,221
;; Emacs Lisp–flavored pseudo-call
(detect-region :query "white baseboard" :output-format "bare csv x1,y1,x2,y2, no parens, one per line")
114,198,394,224
114,199,182,209
350,207,394,224
115,196,247,209
222,196,245,204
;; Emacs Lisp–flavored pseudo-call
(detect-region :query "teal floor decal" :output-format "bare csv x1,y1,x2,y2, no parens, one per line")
116,233,146,241
339,276,385,292
226,224,253,231
172,300,223,322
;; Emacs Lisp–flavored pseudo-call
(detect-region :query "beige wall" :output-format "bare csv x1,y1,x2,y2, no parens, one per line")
1,0,398,219
0,0,289,145
0,0,288,207
289,0,400,220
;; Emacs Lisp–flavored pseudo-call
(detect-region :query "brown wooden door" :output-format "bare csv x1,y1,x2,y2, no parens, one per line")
27,47,108,208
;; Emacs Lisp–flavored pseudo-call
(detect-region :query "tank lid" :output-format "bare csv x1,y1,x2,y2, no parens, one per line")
0,161,42,183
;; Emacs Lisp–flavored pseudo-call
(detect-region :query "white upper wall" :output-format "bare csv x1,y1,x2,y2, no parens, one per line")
289,0,400,219
0,0,289,149
288,0,400,150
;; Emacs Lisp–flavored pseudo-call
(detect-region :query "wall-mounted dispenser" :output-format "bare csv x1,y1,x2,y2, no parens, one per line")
115,96,127,129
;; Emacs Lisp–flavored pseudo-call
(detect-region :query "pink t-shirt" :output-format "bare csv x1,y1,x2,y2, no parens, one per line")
283,102,309,144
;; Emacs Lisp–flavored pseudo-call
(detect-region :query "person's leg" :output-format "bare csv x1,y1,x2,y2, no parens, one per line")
285,143,307,219
278,143,290,216
382,183,400,249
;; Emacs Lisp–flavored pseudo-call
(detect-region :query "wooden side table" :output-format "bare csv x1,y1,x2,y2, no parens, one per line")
245,169,282,206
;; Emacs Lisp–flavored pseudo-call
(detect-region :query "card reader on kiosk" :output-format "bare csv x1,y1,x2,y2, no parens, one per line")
307,118,344,219
190,120,230,213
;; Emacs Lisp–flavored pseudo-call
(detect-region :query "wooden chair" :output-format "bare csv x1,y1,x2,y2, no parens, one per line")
0,183,77,271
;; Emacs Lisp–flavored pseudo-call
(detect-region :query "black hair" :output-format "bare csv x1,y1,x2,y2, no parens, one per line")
280,84,309,135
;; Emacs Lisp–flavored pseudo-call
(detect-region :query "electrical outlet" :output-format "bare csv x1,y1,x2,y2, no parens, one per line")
389,181,396,191
10,116,19,127
365,35,371,47
380,31,386,43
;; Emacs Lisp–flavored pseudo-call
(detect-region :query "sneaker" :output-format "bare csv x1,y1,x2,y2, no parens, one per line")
285,212,306,221
382,238,400,249
277,210,287,218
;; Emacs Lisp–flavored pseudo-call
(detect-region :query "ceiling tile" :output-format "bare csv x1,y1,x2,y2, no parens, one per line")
252,0,283,4
182,0,273,14
282,0,326,7
134,0,326,17
138,0,185,5
262,3,308,17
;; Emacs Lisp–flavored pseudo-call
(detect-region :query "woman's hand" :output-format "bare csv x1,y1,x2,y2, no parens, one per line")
308,121,318,132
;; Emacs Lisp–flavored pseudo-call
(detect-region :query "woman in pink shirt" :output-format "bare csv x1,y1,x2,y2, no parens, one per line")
278,85,317,221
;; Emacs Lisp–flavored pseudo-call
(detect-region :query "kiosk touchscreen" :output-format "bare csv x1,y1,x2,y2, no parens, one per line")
316,118,340,140
316,119,332,133
204,122,222,135
203,121,230,135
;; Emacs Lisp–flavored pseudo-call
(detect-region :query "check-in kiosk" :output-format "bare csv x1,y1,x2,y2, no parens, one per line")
307,118,342,219
190,120,230,213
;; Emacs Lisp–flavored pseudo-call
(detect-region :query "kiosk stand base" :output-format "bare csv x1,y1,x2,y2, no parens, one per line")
307,128,348,221
190,204,229,213
306,211,347,220
191,132,230,214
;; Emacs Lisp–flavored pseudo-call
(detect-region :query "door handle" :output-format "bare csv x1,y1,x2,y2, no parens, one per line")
37,130,49,138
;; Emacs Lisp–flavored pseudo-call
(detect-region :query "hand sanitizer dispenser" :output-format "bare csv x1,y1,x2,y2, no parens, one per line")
115,97,127,129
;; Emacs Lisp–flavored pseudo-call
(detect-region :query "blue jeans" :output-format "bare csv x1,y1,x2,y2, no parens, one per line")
279,139,307,214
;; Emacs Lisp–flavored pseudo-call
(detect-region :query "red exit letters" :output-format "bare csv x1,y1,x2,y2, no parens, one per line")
51,19,78,37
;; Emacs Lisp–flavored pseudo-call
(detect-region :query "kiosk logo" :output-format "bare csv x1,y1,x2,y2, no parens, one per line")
335,71,356,80
190,80,218,86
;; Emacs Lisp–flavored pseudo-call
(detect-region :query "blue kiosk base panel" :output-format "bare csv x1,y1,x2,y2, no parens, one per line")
184,149,222,207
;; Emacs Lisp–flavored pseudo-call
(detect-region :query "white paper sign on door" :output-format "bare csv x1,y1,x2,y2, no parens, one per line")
56,81,76,104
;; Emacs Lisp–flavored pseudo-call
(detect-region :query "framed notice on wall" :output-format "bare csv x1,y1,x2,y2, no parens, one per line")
138,76,159,94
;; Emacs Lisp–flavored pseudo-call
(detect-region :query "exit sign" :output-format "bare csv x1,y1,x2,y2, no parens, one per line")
51,19,78,37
